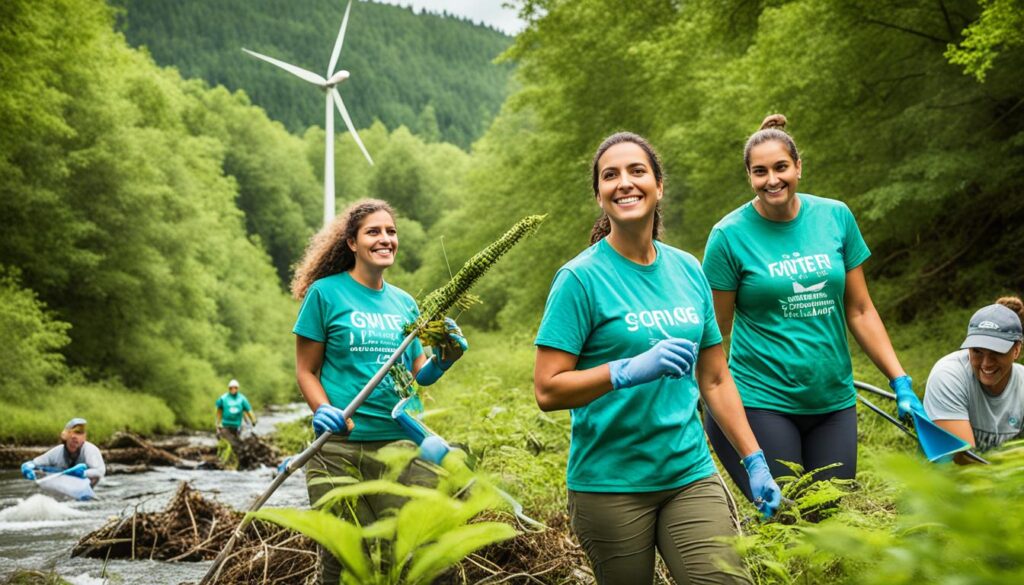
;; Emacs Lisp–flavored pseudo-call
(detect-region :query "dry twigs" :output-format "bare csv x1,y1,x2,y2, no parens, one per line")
72,482,317,584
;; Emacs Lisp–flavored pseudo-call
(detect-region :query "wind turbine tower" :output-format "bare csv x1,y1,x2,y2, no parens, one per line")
243,1,373,225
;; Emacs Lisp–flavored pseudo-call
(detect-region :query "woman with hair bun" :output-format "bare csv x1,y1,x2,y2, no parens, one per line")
291,198,468,584
924,296,1024,462
702,114,913,499
534,132,777,584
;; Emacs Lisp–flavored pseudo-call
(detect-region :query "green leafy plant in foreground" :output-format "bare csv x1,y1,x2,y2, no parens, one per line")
249,448,516,584
738,442,1024,585
735,463,861,584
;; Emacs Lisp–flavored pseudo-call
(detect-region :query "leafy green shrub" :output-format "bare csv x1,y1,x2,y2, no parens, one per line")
0,268,71,404
250,451,516,584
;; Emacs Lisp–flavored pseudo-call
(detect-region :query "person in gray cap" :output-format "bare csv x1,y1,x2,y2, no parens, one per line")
20,418,106,486
924,297,1024,462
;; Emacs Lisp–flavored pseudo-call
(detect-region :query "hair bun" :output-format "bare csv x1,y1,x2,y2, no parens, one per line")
996,296,1024,319
760,114,788,131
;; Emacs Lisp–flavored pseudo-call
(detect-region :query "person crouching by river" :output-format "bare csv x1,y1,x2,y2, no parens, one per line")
924,297,1024,463
533,132,778,585
215,378,256,443
21,418,106,487
290,198,468,585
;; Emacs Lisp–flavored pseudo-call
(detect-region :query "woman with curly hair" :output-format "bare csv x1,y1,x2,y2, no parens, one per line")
291,198,467,584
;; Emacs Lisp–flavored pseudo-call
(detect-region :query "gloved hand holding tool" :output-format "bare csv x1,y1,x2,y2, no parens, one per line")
312,404,353,437
890,375,925,421
742,450,782,520
609,338,697,390
21,462,36,480
415,317,469,386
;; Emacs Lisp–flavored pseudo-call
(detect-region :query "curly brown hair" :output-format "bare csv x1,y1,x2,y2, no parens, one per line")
290,199,396,300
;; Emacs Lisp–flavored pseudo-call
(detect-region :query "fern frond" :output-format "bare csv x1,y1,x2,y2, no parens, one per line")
405,214,546,342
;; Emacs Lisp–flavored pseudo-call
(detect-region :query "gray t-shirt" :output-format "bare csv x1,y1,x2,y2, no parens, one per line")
31,441,106,482
924,349,1024,451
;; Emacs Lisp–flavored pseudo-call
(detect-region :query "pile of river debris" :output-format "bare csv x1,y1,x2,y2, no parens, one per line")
72,480,592,584
73,482,317,584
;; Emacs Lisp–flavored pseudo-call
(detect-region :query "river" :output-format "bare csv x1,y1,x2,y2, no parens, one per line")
0,405,311,584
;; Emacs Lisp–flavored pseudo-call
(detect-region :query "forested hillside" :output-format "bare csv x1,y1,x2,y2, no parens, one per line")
112,0,513,148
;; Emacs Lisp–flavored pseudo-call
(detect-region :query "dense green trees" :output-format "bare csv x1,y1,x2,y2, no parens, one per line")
426,0,1024,331
0,0,296,430
112,0,513,148
4,0,1022,440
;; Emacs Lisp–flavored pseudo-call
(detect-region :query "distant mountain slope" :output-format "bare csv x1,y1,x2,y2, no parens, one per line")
113,0,513,147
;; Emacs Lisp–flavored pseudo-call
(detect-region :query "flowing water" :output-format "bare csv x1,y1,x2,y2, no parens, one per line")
0,405,312,584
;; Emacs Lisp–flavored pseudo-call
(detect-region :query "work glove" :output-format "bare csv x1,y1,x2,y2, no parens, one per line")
435,318,468,368
742,450,782,520
64,463,88,479
890,375,924,421
415,318,469,386
21,462,36,481
608,338,697,390
312,404,352,437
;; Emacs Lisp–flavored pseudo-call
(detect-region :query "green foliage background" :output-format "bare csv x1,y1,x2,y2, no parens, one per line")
2,0,1022,439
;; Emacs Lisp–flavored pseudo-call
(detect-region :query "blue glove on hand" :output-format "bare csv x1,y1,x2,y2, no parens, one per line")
21,462,36,481
312,404,352,437
435,317,468,369
64,463,88,479
890,375,924,421
742,450,782,520
608,338,697,390
416,318,469,386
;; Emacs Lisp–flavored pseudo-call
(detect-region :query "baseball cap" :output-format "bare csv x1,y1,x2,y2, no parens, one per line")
228,379,240,388
961,304,1023,353
65,417,87,431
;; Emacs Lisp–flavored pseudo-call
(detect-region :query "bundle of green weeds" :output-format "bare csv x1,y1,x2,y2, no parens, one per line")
405,214,545,345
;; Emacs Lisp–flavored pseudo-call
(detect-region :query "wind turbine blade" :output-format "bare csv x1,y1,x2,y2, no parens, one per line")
332,88,374,166
327,1,353,76
242,48,327,86
324,92,336,224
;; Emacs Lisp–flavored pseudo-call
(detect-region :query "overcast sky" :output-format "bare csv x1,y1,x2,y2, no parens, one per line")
372,0,526,35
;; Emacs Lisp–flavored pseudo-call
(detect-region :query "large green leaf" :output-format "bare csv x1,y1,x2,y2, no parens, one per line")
247,508,371,582
405,522,518,584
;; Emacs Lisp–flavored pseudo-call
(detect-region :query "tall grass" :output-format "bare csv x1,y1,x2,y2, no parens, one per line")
0,382,175,444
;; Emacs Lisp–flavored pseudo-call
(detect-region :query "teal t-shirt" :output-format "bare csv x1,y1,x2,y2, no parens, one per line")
216,392,252,428
702,194,871,414
534,238,721,493
292,272,424,441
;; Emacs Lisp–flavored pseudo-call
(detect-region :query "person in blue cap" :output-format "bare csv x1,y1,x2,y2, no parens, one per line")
21,418,106,487
925,297,1024,462
289,198,468,585
215,378,256,440
534,132,777,585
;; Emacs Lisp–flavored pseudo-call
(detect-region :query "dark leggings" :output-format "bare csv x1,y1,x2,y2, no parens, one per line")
704,406,857,501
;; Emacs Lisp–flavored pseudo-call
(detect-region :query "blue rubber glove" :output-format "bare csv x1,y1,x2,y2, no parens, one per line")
21,462,36,481
64,463,88,479
608,338,697,390
416,318,469,386
742,450,782,520
890,375,924,421
312,404,352,437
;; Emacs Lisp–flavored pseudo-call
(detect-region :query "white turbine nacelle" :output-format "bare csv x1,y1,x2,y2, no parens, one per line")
326,70,350,87
242,1,372,226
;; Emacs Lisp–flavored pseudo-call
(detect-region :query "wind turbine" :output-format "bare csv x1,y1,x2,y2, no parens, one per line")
243,1,373,225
